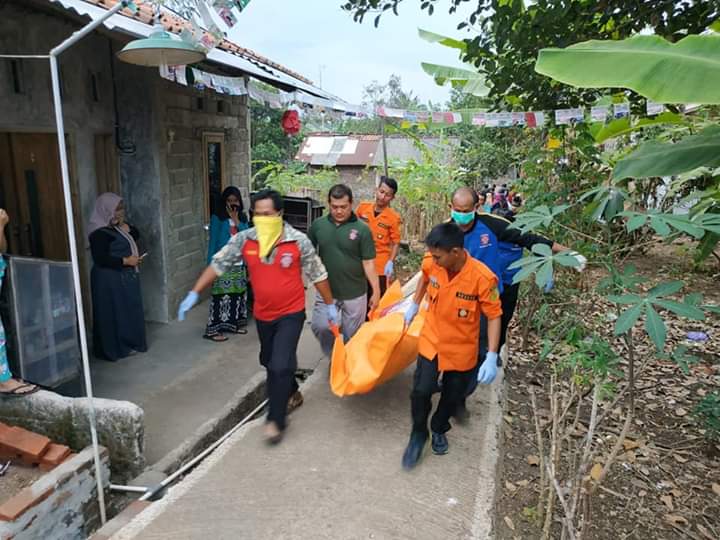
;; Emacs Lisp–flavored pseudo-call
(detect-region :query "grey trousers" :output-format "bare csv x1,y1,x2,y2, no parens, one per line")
311,292,367,357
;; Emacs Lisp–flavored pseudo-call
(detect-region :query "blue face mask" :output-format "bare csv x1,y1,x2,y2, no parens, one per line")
451,210,475,225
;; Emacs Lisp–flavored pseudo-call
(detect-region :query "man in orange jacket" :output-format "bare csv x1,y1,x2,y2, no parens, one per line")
355,176,402,307
401,222,502,469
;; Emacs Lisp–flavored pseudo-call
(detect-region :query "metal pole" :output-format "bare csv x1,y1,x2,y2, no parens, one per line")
47,0,129,525
49,53,107,527
0,54,50,59
381,117,389,178
110,484,150,494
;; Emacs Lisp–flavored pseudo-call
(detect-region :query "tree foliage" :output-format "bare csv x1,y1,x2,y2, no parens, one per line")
362,73,423,110
250,102,301,173
341,0,719,109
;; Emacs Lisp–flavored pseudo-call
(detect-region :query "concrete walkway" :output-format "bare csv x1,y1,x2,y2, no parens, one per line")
110,357,503,539
91,290,323,466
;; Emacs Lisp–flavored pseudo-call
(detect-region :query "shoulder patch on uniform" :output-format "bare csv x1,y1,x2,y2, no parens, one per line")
489,287,499,301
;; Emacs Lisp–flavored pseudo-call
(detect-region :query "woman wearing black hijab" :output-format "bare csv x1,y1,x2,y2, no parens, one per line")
204,186,249,342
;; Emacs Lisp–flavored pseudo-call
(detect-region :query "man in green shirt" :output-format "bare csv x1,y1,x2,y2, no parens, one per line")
309,184,380,356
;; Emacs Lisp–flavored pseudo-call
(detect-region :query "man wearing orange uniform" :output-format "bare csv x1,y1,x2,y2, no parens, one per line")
355,176,401,303
401,222,502,470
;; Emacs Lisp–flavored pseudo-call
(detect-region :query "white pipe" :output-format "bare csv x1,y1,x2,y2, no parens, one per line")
48,0,129,525
139,398,268,502
0,54,50,59
110,484,150,494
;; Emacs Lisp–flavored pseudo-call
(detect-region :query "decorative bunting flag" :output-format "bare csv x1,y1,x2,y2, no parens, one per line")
547,136,562,149
174,66,188,86
472,113,486,126
234,0,251,12
511,112,526,126
590,106,609,122
524,112,544,128
485,113,500,127
443,112,462,124
158,64,173,81
431,112,444,124
377,106,404,119
497,112,513,127
215,6,238,27
415,112,430,123
191,68,209,90
646,101,664,116
613,103,630,119
555,108,584,125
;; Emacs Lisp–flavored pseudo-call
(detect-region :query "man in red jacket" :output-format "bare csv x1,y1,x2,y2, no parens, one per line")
178,189,336,444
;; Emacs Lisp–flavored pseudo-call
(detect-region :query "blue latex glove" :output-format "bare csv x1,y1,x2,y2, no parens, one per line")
477,352,499,384
326,303,339,327
178,291,199,321
404,302,420,327
384,260,394,279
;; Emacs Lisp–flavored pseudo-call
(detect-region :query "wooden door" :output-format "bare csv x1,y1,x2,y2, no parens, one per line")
0,134,24,254
94,133,120,195
1,133,70,261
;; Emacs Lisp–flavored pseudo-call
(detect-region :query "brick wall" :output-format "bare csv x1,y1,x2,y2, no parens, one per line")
0,447,110,540
158,82,251,318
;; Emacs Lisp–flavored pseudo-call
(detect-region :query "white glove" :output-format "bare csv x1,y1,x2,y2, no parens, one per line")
569,251,587,273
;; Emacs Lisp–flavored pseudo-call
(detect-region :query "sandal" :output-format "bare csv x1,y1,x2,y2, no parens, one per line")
0,381,40,397
235,327,248,335
202,333,228,342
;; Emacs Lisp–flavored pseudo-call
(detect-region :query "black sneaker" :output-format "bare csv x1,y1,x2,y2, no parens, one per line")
402,432,427,470
431,432,449,455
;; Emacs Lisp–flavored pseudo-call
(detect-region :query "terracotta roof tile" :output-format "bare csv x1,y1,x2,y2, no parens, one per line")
79,0,313,84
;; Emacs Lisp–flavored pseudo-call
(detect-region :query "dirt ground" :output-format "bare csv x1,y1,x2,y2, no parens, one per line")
495,242,720,539
0,462,44,503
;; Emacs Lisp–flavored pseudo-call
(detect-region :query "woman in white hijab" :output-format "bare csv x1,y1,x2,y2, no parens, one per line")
88,193,147,361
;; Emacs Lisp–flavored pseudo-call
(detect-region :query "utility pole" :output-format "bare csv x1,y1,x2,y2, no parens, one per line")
381,117,389,178
318,64,326,89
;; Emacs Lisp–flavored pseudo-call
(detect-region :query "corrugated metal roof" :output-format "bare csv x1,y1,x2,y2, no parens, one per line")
46,0,338,100
296,135,458,167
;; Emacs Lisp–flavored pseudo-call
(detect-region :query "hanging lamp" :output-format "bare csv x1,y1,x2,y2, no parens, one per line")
117,6,205,66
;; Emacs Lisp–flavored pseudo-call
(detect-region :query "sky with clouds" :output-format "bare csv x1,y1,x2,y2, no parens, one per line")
229,1,477,107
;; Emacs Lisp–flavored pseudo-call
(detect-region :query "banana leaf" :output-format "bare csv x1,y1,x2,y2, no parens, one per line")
535,35,720,104
613,126,720,180
421,62,489,96
589,112,686,144
418,28,466,51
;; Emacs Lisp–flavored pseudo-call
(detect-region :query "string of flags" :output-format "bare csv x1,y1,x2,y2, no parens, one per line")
378,102,665,127
159,64,667,128
158,65,368,118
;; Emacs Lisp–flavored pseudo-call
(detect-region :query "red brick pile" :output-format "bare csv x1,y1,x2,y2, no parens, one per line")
0,422,75,471
0,422,77,521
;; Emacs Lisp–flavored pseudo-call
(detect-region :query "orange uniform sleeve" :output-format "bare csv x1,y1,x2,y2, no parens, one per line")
477,272,503,320
390,211,402,244
421,252,434,279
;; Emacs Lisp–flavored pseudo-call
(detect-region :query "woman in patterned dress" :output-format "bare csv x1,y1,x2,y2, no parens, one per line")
0,208,38,395
204,186,249,342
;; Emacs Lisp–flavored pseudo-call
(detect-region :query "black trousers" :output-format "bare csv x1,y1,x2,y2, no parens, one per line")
255,310,305,430
463,283,520,399
366,275,387,318
499,282,520,350
411,355,474,436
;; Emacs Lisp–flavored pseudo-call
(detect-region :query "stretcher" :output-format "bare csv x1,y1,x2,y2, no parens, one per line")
329,275,425,396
